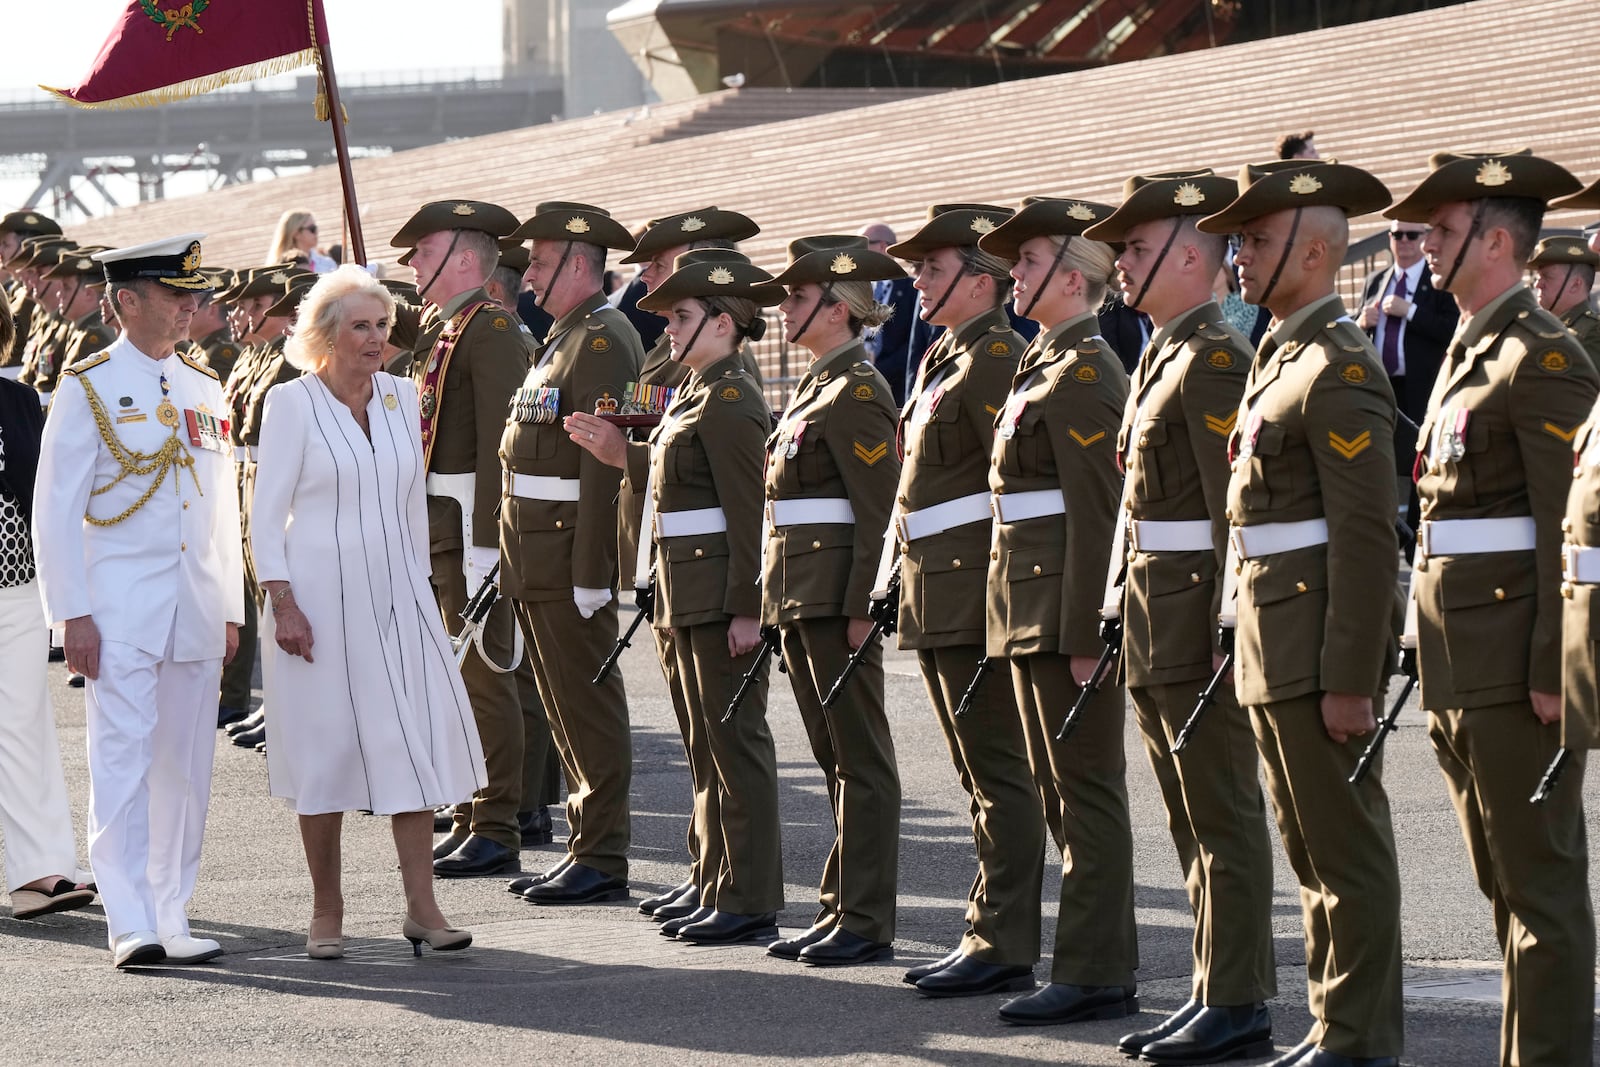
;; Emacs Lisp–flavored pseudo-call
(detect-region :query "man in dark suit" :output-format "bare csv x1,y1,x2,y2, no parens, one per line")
860,223,917,405
1358,220,1459,423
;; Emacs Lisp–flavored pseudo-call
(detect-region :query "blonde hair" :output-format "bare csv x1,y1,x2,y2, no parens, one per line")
268,209,317,264
284,266,396,372
1049,236,1116,306
820,279,892,333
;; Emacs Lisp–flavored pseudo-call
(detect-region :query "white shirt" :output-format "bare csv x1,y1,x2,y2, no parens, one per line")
33,336,243,662
1373,259,1425,376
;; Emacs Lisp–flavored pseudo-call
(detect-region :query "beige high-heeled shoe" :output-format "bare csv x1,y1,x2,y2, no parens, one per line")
306,934,344,960
402,917,471,956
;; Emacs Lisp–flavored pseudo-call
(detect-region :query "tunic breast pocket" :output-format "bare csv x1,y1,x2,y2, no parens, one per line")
914,402,967,467
1239,422,1291,511
998,405,1051,478
1433,416,1494,509
1128,417,1175,501
660,432,698,484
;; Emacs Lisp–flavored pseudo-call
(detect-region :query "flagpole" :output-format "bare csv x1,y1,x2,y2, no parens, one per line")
310,0,365,265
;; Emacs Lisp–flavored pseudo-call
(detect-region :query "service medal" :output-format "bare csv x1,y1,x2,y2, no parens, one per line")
156,399,180,428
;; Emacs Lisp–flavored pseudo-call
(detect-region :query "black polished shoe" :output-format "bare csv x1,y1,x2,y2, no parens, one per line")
508,857,572,894
639,879,695,917
767,923,834,961
1299,1052,1397,1067
914,955,1034,998
659,905,714,937
651,886,704,923
432,833,469,862
433,835,520,878
227,709,265,736
675,910,779,945
1140,1003,1272,1064
518,807,554,846
1118,998,1202,1056
798,927,893,967
48,645,65,663
432,806,457,833
903,947,963,985
522,861,627,905
998,983,1138,1026
68,672,85,689
232,723,266,748
1264,1039,1316,1067
217,704,249,728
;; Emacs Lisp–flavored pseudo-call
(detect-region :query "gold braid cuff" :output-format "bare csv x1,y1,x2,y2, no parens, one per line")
77,374,203,527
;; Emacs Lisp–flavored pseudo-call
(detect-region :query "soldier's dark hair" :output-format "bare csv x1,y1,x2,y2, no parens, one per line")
487,265,523,305
1275,130,1315,159
694,296,766,342
571,240,608,285
1480,197,1544,262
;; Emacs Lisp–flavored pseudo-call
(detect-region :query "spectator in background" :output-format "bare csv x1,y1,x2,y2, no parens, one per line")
325,244,344,267
1215,259,1269,348
267,210,337,273
1096,293,1150,374
859,222,918,405
1275,131,1319,160
1358,220,1458,423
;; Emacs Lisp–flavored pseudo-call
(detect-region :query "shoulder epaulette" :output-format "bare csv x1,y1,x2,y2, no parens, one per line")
1076,337,1100,354
179,352,220,380
850,361,875,376
1512,306,1569,341
1319,317,1369,355
63,351,110,375
1193,321,1232,343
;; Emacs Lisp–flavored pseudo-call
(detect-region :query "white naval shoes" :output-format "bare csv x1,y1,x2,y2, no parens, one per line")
112,930,167,969
161,934,224,964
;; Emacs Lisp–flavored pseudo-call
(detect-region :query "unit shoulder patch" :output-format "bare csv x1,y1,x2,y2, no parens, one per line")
986,339,1013,357
1072,363,1101,384
717,383,744,403
1203,348,1236,371
1537,349,1570,374
589,335,613,353
851,382,877,402
489,314,512,332
1337,361,1370,385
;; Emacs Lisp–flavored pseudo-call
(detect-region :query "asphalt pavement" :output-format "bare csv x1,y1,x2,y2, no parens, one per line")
7,614,1597,1065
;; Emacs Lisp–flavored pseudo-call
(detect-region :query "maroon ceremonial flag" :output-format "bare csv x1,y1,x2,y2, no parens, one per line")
42,0,322,108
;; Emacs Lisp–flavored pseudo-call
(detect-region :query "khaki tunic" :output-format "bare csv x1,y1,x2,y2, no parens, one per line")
199,327,243,382
986,312,1134,986
762,338,900,941
643,354,781,912
1226,293,1402,1058
1,286,31,371
1563,302,1600,366
501,291,643,880
46,309,117,392
1415,284,1596,1067
18,308,64,391
1117,300,1275,1006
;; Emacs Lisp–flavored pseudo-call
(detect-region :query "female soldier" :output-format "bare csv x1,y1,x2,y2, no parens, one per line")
760,236,902,966
568,251,785,945
976,198,1141,1026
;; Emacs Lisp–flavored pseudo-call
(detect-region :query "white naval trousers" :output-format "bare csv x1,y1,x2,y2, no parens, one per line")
85,634,221,944
0,581,81,893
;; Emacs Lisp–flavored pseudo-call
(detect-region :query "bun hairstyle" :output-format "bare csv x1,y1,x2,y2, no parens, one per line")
821,279,892,335
697,295,766,341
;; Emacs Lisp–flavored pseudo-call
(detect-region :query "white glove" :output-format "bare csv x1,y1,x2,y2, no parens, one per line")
574,586,612,619
465,546,499,587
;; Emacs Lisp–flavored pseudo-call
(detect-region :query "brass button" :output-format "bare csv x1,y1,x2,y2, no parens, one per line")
1562,582,1574,599
694,547,704,558
1125,500,1134,511
990,550,999,560
952,558,962,568
1224,510,1233,522
555,519,564,529
182,500,190,510
1126,549,1136,563
1295,580,1307,593
1493,587,1506,600
180,542,187,552
1190,572,1201,583
900,543,909,555
1234,565,1242,575
812,540,822,550
1138,435,1148,447
1032,564,1042,576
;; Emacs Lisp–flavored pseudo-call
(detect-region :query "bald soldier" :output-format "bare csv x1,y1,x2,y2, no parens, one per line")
1529,235,1600,365
1392,151,1596,1067
389,201,531,879
1084,173,1277,1063
1196,161,1405,1067
501,201,644,906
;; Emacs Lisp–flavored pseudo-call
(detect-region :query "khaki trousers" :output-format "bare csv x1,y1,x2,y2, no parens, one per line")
1132,680,1276,1005
433,551,523,850
654,623,703,886
675,620,783,914
1012,652,1138,987
917,644,1045,965
516,652,561,810
1428,704,1594,1067
780,616,900,942
515,596,631,879
218,574,256,710
1250,692,1403,1059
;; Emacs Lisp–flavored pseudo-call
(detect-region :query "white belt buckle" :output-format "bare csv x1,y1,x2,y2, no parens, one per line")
1228,525,1247,560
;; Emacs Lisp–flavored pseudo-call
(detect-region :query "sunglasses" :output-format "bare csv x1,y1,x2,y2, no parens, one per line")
1390,230,1425,241
300,224,318,234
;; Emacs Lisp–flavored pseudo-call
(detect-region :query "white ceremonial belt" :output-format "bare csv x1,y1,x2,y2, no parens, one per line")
246,445,258,463
1130,519,1214,553
1563,544,1600,585
1418,516,1536,558
502,471,581,502
896,491,992,543
427,472,476,498
233,446,249,463
1229,518,1330,559
655,507,727,538
768,497,856,527
991,489,1064,524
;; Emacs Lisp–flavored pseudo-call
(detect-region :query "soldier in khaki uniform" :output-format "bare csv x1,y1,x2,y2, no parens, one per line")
614,207,761,922
387,201,531,878
571,253,785,944
500,201,643,905
1084,174,1278,1061
15,240,73,400
1195,160,1404,1067
1390,151,1596,1067
759,235,901,965
1529,235,1600,364
967,201,1136,1023
36,246,112,404
0,212,63,381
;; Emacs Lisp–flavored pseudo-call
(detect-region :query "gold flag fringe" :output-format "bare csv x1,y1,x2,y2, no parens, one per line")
39,48,317,110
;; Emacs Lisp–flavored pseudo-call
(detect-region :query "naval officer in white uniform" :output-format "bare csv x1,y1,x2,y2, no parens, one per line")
33,234,243,968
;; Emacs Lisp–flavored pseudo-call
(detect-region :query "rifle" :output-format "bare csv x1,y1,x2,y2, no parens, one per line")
451,561,520,672
1055,613,1123,742
593,564,656,685
1530,747,1572,805
723,623,784,722
953,655,994,718
1172,625,1235,754
1348,642,1417,786
823,563,901,708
